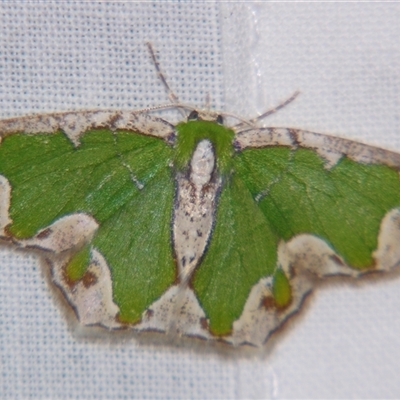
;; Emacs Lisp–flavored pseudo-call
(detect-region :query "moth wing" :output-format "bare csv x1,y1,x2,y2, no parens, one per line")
221,127,400,346
0,111,177,328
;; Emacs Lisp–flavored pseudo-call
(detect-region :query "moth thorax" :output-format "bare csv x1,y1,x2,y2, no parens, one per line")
190,139,215,188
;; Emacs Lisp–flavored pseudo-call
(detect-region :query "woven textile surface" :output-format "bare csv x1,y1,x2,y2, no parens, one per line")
1,3,400,399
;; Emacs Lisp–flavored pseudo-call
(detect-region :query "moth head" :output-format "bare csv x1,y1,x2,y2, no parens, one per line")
187,110,224,125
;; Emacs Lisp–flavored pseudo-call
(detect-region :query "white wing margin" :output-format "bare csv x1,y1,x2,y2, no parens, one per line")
234,127,400,169
0,110,176,146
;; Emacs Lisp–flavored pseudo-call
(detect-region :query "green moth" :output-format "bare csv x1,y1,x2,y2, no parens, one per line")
1,47,399,347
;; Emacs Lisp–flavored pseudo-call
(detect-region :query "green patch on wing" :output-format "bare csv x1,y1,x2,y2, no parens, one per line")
194,144,400,336
235,147,400,268
273,268,292,309
192,173,278,335
0,129,175,323
65,244,91,282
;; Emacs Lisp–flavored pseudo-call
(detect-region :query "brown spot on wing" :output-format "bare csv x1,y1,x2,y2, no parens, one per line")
200,317,209,330
82,271,98,288
36,228,53,240
329,254,345,266
260,295,292,312
288,129,300,146
108,113,122,129
260,296,275,310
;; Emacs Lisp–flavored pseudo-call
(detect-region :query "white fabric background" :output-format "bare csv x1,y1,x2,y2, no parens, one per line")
1,2,400,399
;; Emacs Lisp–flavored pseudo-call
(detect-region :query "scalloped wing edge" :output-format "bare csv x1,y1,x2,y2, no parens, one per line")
2,169,399,346
228,208,400,347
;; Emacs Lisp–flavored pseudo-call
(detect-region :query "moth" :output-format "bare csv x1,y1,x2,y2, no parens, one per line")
0,44,399,347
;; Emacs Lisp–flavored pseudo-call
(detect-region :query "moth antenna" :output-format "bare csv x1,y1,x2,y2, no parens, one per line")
132,102,196,114
218,111,259,128
205,93,211,111
133,101,257,128
233,90,300,129
146,42,187,118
